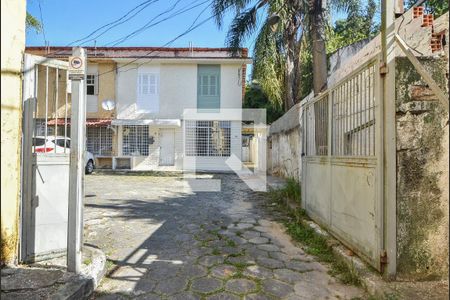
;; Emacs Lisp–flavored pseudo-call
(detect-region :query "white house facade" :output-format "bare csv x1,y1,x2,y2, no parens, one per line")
26,46,251,172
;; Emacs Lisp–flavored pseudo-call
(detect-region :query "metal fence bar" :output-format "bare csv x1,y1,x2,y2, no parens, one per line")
64,71,68,153
45,66,49,152
54,68,59,153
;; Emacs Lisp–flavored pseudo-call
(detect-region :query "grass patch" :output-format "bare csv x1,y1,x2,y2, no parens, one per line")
83,258,92,265
212,248,221,255
269,178,301,205
268,178,361,286
235,231,243,237
226,239,237,248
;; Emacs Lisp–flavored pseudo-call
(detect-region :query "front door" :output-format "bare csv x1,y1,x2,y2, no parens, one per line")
159,129,175,166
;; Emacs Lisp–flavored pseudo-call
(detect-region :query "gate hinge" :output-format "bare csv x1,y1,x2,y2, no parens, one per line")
380,250,388,265
379,64,388,76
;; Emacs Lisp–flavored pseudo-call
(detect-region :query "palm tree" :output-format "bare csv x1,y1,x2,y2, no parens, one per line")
212,0,371,111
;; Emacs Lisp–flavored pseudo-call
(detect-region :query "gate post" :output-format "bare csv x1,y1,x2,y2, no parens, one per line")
67,47,87,273
381,0,397,278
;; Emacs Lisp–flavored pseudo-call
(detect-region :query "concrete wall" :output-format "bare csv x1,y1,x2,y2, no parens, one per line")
1,0,26,266
116,63,243,119
395,57,449,280
267,94,313,180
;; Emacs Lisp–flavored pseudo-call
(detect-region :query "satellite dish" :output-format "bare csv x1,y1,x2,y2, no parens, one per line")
102,99,116,111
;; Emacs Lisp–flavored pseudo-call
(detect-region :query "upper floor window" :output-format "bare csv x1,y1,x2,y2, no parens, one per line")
197,65,220,109
137,71,159,113
138,73,158,96
86,74,98,95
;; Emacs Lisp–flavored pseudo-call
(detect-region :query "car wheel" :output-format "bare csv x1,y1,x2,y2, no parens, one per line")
85,160,94,174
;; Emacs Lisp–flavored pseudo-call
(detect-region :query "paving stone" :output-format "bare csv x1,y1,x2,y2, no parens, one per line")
241,231,261,240
154,276,187,295
240,218,257,224
210,265,238,279
206,292,240,300
261,279,294,298
269,251,290,262
248,237,270,244
169,292,200,300
198,256,225,267
285,260,315,273
273,268,304,284
225,279,258,294
191,277,223,294
257,244,280,252
253,226,271,233
258,220,272,227
228,223,253,230
227,255,256,265
244,293,272,300
132,292,161,300
246,247,269,259
243,265,273,280
256,257,285,269
178,264,208,279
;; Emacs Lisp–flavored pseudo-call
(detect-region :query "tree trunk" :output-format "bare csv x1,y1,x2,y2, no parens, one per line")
284,19,301,111
310,0,328,95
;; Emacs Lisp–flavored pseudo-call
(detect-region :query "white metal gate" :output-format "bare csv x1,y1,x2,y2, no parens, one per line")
302,55,384,270
21,54,71,262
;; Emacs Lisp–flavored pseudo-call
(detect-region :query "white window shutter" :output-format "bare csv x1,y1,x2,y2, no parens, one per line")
94,73,99,95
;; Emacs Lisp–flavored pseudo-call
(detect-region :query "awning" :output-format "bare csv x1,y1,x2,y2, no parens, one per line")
111,119,181,127
47,118,112,127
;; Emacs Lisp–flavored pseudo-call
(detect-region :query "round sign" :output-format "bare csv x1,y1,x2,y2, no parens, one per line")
70,57,83,69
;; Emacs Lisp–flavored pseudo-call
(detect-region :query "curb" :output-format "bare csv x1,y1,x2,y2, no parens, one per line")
53,246,106,300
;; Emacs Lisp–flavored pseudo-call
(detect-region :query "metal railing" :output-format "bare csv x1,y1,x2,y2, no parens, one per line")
303,56,379,158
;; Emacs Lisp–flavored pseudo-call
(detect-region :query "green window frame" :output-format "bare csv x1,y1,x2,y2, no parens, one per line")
197,65,220,109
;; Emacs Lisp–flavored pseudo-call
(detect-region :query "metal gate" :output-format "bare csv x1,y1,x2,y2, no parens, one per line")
21,54,71,262
302,54,384,270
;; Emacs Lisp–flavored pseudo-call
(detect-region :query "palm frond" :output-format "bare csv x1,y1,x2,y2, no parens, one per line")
212,0,253,29
226,7,259,51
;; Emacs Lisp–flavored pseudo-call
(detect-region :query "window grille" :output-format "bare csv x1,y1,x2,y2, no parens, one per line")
122,125,149,156
185,120,231,157
86,127,113,155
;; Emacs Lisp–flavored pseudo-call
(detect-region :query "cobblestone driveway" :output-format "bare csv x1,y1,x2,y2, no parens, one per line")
85,174,364,299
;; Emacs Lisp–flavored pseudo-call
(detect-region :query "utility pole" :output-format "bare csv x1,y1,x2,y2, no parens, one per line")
67,47,87,273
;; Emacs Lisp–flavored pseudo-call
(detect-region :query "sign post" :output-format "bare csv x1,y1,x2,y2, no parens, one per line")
67,47,86,273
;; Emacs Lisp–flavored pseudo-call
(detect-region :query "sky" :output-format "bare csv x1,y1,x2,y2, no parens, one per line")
25,0,350,78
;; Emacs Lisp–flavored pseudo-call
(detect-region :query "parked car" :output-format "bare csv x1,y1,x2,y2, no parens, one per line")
32,136,95,174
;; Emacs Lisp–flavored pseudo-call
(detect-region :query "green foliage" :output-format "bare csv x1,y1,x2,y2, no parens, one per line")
26,12,42,33
243,83,284,124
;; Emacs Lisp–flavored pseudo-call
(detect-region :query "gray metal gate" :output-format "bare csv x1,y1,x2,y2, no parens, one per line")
302,54,384,270
21,54,71,262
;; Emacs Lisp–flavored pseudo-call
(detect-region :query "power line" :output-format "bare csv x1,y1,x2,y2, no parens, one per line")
106,0,209,47
96,1,233,78
78,0,160,46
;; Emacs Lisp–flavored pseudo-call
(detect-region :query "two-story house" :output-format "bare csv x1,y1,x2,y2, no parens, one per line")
25,46,251,172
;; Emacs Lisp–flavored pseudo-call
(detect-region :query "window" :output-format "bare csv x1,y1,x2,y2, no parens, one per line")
122,125,149,156
86,74,98,95
137,72,159,112
197,65,220,109
87,127,113,155
185,120,231,157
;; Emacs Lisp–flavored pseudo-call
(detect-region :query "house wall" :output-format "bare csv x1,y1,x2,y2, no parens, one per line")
1,0,26,266
395,57,449,280
35,62,116,119
116,62,243,119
